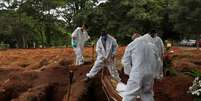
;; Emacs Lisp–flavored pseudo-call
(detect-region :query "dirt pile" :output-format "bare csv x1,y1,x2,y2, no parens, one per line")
0,48,96,101
154,74,193,101
171,48,201,72
0,61,69,101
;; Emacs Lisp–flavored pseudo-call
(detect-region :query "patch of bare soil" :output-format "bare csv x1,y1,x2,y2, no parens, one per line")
0,47,199,101
0,64,69,101
0,48,94,101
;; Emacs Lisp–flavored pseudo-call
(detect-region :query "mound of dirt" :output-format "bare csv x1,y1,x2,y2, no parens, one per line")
171,48,201,72
0,60,69,101
0,48,95,101
154,74,193,101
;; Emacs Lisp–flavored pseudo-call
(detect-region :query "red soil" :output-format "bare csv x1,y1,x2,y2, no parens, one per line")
0,47,199,101
0,48,93,101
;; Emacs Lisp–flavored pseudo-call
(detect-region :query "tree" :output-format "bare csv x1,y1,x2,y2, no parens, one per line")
173,0,201,34
0,0,68,48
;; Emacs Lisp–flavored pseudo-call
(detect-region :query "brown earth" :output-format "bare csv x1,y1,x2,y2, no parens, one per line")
0,48,93,101
0,47,200,101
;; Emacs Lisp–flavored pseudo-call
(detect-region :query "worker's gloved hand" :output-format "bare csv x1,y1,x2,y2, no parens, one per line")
111,54,115,59
159,73,164,79
156,73,163,80
83,76,91,82
72,39,77,48
72,44,77,48
103,59,107,63
99,56,105,61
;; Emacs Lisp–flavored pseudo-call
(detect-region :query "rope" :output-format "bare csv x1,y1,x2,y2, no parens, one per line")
67,71,74,101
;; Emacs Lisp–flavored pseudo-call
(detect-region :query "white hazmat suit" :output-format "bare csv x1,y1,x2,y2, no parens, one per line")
153,36,165,59
71,27,90,65
121,34,159,101
86,34,121,82
153,36,165,79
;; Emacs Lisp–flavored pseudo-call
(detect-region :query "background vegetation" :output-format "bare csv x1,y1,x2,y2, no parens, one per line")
0,0,201,48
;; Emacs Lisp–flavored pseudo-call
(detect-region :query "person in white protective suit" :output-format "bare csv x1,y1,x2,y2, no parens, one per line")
116,32,141,98
153,32,165,79
131,32,141,40
121,32,141,76
71,24,90,65
85,31,121,82
121,32,160,101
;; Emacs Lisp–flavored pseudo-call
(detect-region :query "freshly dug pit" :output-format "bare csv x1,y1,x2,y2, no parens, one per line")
78,76,108,101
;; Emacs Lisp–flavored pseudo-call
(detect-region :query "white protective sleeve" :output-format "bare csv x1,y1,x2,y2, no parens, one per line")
96,39,104,59
71,27,79,39
154,36,165,79
121,47,132,75
82,31,90,42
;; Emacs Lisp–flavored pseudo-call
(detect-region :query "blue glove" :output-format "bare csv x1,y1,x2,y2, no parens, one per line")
111,44,116,55
71,39,77,48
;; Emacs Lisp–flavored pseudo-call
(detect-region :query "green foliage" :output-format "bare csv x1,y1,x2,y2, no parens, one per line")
173,0,201,34
0,0,67,48
0,42,9,49
185,70,201,78
0,0,201,47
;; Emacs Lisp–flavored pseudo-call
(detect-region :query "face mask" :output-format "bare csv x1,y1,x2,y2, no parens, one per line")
102,35,107,41
101,32,107,37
